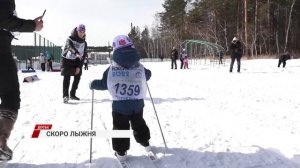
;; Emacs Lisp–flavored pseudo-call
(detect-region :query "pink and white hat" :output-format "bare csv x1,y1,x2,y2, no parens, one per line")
76,24,86,32
112,35,134,51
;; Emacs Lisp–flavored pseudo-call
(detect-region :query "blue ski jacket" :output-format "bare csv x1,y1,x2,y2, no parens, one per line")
90,46,151,115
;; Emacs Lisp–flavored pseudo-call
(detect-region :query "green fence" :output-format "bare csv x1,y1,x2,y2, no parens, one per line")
12,33,62,62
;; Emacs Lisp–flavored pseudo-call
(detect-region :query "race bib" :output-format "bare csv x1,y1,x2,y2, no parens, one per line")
107,62,147,100
65,39,85,60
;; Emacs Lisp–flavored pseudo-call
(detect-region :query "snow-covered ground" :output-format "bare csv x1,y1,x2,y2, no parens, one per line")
4,58,300,168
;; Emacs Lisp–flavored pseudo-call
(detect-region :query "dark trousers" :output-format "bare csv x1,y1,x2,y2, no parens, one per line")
180,59,184,69
63,75,81,98
0,52,20,113
47,61,53,71
171,59,177,69
84,63,88,70
41,63,45,71
278,60,286,68
229,56,241,72
27,66,34,71
219,57,223,64
112,111,150,153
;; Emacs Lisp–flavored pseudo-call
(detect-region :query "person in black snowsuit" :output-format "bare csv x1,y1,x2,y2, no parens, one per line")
171,47,178,69
0,0,43,161
229,37,243,73
61,24,87,102
90,35,152,161
278,52,291,68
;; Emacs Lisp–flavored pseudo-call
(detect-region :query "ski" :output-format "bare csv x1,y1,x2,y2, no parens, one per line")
116,155,158,168
142,145,160,162
146,150,159,161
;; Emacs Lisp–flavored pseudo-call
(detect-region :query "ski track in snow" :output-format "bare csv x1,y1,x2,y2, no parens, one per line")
4,59,300,168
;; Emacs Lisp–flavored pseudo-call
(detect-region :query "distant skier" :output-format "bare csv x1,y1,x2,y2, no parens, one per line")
90,35,152,161
278,52,291,68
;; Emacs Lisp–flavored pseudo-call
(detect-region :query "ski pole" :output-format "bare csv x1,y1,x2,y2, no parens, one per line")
146,82,168,150
89,90,94,164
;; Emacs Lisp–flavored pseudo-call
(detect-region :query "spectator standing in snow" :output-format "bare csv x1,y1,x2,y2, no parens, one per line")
171,46,178,69
39,52,46,71
218,50,224,65
61,24,87,103
90,35,152,161
179,48,185,69
229,37,243,73
278,52,291,68
0,0,43,161
159,55,164,62
46,50,53,71
26,57,34,71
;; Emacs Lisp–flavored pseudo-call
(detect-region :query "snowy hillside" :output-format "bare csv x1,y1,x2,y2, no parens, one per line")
4,59,300,168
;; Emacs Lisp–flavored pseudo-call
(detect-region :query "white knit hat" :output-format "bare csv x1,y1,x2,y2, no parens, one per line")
112,35,134,51
232,37,238,41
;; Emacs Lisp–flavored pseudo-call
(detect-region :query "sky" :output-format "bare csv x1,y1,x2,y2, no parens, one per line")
3,58,300,167
12,0,164,47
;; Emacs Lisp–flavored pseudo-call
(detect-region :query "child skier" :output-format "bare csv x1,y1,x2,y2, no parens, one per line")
89,35,152,161
183,55,189,69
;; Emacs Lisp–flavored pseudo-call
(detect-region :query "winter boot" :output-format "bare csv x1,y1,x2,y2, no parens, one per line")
63,96,69,103
0,110,16,161
70,90,80,100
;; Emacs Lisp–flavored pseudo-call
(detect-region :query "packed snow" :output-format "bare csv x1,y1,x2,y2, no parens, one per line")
4,58,300,168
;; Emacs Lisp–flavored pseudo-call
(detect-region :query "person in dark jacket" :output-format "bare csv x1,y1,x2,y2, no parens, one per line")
61,24,87,103
0,0,43,161
229,37,243,73
90,35,152,161
278,52,291,68
171,46,178,69
46,50,53,71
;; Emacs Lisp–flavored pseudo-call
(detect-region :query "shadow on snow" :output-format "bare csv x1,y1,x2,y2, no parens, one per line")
6,146,300,168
